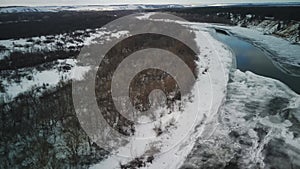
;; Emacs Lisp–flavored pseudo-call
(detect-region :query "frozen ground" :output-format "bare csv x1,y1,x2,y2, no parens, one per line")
0,28,129,60
0,11,299,169
0,59,90,102
90,18,233,169
0,29,129,102
90,13,300,169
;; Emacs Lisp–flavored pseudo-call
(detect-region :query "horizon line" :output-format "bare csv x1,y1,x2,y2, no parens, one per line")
1,1,300,8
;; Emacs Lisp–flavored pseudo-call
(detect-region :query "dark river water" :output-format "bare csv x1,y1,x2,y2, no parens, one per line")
215,32,300,94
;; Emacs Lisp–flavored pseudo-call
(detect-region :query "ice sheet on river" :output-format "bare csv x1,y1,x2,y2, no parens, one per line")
181,70,300,169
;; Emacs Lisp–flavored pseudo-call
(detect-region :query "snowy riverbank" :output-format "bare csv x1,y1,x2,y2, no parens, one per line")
90,15,233,169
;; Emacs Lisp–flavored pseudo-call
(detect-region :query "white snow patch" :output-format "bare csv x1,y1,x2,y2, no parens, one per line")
136,13,156,20
0,29,129,61
0,59,90,102
71,66,91,81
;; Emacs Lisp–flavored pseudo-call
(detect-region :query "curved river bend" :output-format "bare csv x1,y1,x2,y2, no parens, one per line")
214,31,300,94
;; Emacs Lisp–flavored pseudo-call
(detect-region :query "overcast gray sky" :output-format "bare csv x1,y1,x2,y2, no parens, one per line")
0,0,297,7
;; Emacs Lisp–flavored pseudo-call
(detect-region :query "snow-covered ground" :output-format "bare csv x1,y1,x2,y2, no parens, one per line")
0,28,129,60
90,18,232,169
0,29,129,102
0,11,299,169
0,59,90,101
89,13,300,169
